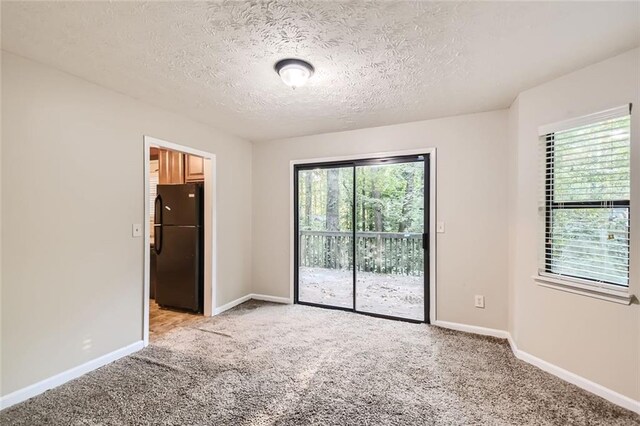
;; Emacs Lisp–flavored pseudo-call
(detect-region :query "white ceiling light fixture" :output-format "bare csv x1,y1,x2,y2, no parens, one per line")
274,58,314,89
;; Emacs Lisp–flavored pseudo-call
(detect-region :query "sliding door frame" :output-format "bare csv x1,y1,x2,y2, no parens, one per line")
290,148,437,324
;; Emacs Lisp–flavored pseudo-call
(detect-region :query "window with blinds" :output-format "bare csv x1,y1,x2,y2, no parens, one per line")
541,106,631,287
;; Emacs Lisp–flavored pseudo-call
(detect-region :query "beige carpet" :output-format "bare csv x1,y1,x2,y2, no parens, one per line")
2,301,638,425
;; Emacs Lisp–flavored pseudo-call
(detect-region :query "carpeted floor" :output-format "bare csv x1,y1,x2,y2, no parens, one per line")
2,301,638,425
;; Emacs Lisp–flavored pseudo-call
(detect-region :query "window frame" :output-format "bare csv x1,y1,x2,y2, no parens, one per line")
544,133,631,287
536,105,633,304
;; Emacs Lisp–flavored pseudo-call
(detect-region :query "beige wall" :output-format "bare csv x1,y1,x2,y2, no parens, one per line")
0,52,253,396
507,97,520,335
252,110,509,330
508,48,640,400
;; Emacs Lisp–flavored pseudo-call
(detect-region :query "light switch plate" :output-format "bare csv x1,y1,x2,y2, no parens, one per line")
437,222,445,233
132,224,142,237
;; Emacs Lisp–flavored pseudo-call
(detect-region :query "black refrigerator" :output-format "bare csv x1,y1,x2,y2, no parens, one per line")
154,183,204,313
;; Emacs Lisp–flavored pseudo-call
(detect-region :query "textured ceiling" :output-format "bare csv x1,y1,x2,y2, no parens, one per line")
2,1,639,142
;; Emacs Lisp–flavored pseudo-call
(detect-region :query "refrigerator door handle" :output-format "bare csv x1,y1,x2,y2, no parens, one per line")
154,194,163,255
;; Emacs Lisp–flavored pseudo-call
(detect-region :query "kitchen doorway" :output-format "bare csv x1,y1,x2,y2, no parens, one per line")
293,152,434,323
143,136,216,345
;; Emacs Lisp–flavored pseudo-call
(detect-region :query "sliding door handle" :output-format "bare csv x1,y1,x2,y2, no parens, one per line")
422,232,428,251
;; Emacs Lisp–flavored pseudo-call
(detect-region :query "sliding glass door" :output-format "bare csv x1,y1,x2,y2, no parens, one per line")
296,166,354,309
355,160,425,321
294,155,429,322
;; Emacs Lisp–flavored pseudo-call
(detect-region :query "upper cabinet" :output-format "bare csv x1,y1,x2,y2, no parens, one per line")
158,149,185,184
157,149,204,183
185,154,205,182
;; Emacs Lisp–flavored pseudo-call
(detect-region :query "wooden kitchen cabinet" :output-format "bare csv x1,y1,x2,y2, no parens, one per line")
158,149,184,184
185,154,205,182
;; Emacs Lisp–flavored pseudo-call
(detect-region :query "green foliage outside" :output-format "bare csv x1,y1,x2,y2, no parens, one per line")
297,161,425,276
298,162,424,233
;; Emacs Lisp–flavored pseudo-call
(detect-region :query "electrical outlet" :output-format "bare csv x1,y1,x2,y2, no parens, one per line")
474,295,485,309
437,222,445,233
132,223,142,237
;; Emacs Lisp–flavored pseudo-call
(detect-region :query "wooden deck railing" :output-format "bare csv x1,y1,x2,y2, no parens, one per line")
299,230,424,276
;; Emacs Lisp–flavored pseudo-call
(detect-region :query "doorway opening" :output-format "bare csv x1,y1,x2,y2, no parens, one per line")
143,136,216,345
293,153,434,323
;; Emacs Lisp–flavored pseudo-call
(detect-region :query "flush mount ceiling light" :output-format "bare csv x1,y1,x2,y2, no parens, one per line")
274,58,314,89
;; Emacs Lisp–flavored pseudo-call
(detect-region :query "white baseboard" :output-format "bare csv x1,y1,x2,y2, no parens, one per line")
213,294,252,315
507,336,640,415
435,320,639,415
433,320,510,339
0,340,144,411
0,292,286,411
250,293,291,304
213,293,289,316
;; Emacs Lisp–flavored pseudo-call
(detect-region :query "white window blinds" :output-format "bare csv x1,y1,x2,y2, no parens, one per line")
539,105,631,287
